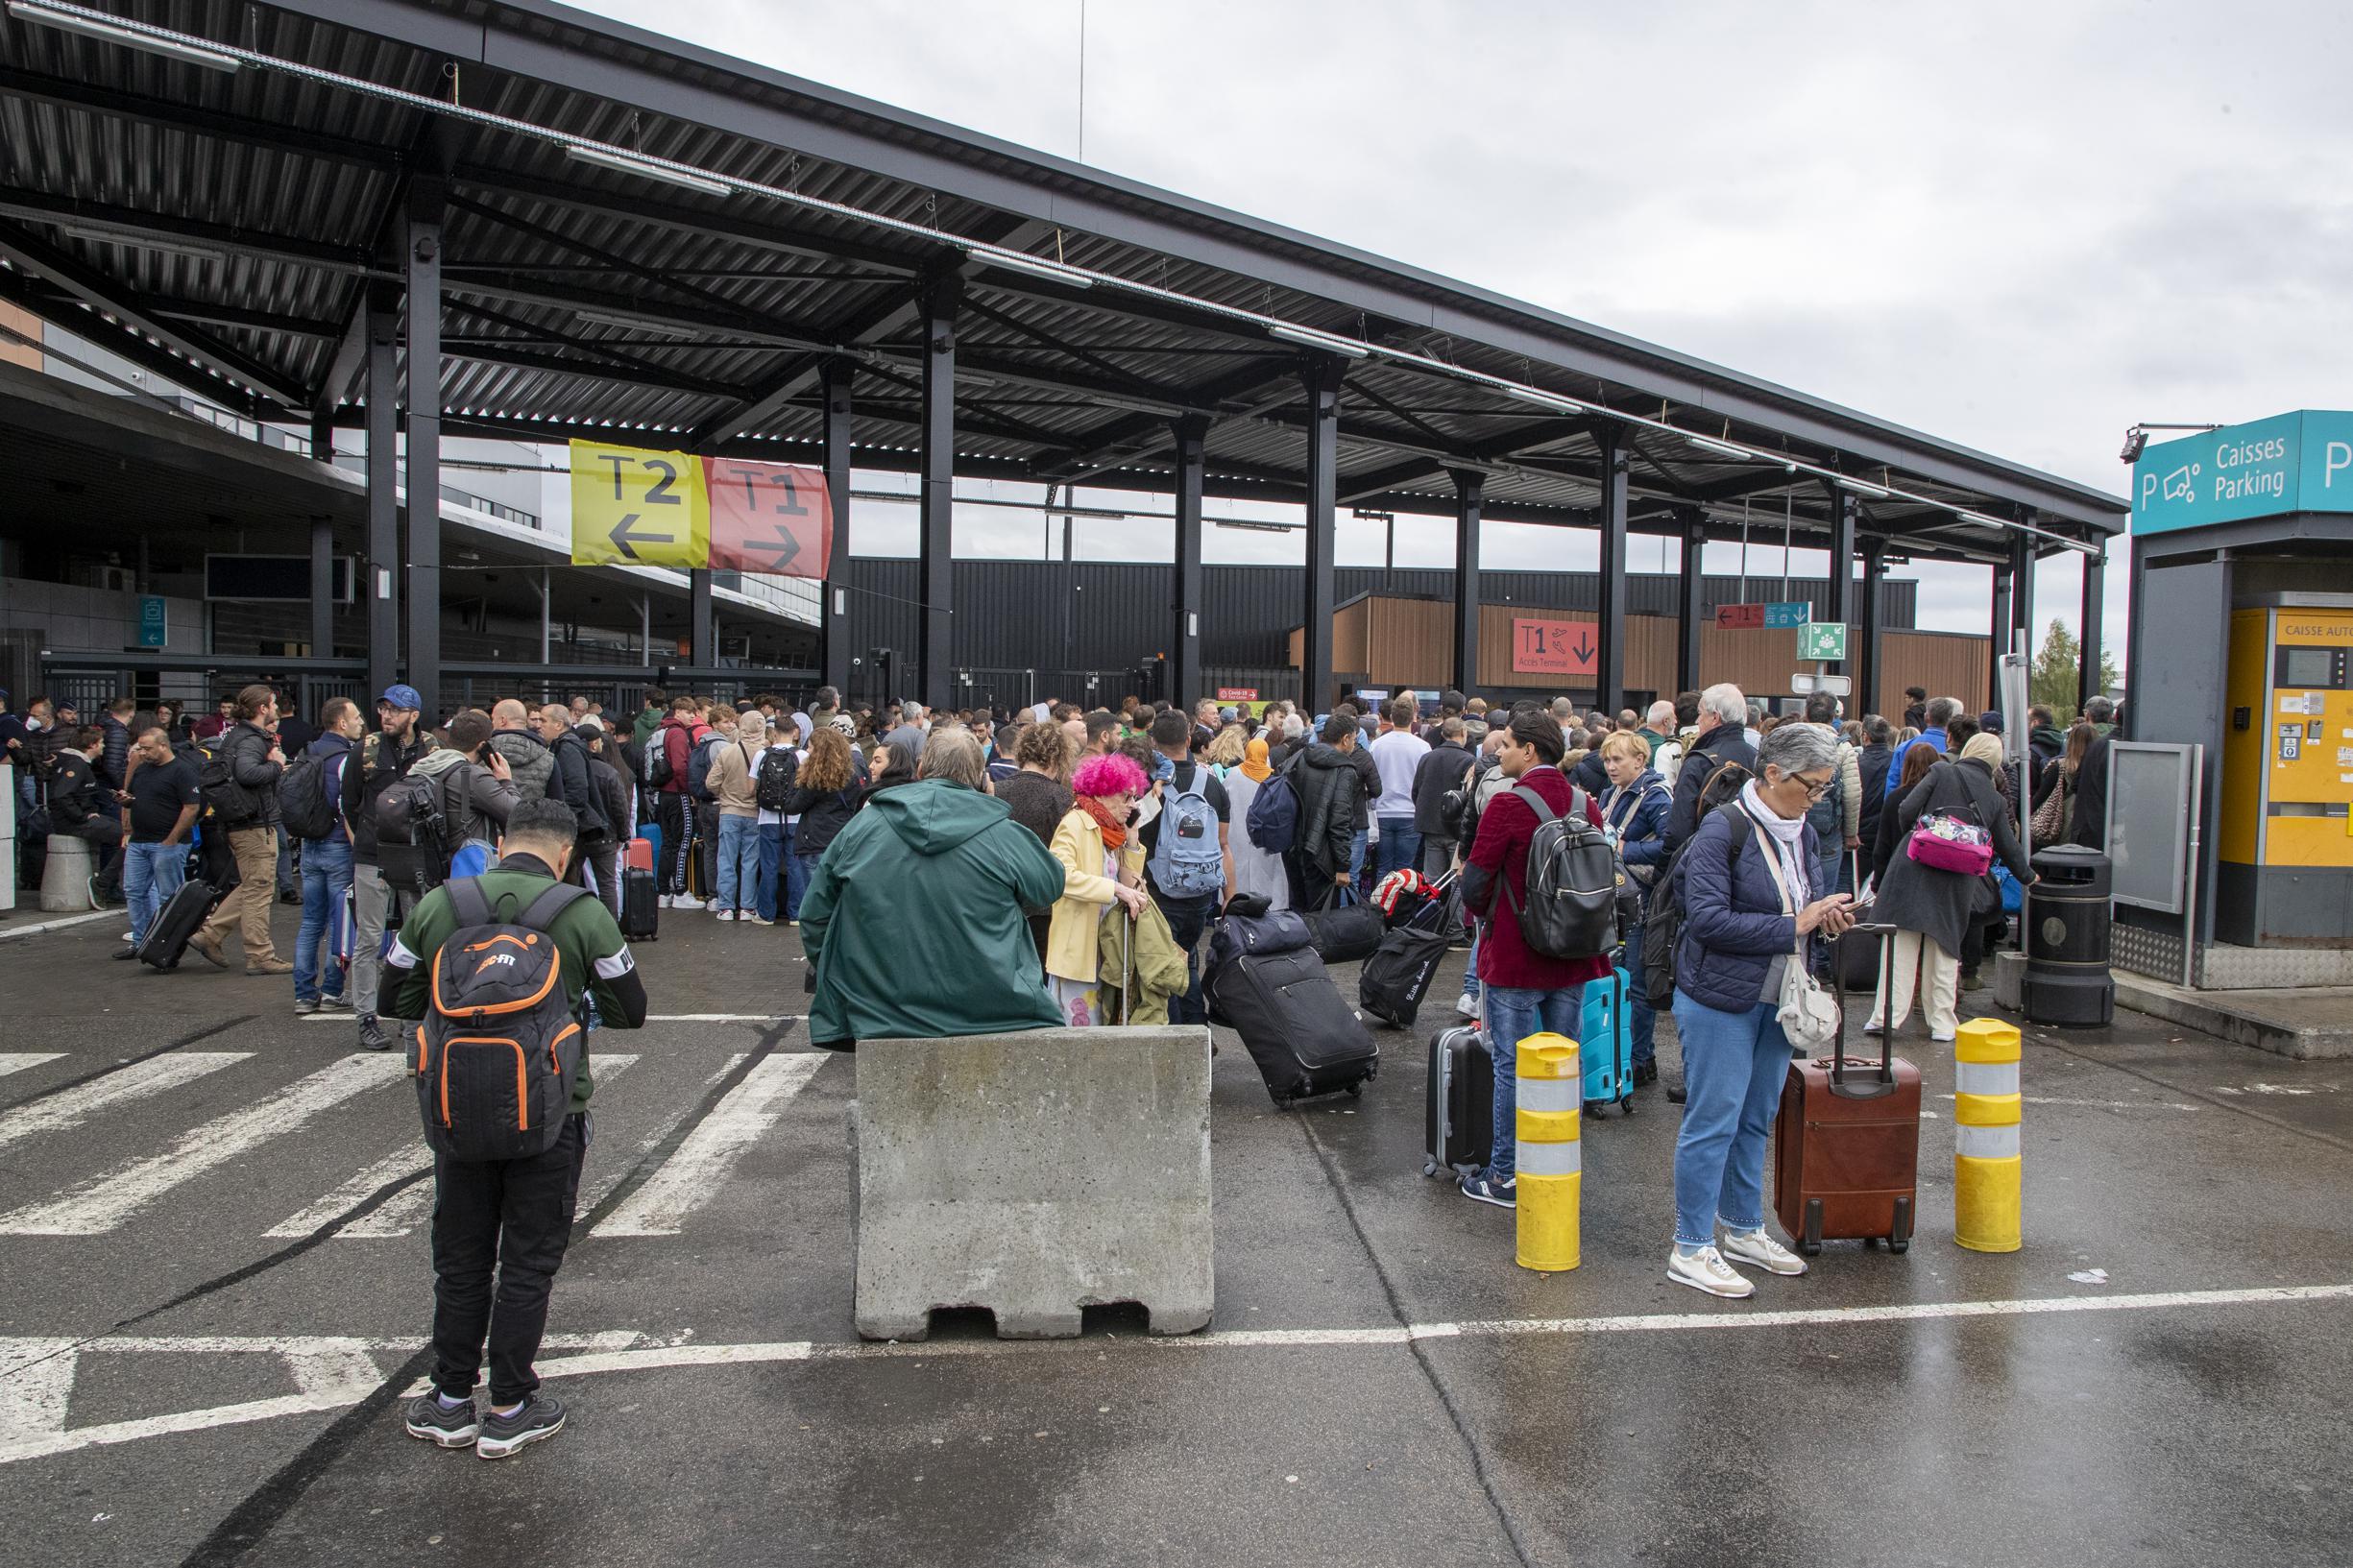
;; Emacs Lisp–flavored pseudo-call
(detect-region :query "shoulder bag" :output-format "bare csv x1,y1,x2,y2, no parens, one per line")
1747,811,1840,1052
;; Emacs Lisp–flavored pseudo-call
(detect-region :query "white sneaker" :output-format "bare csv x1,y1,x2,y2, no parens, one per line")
705,899,723,913
1667,1244,1756,1299
1861,1020,1884,1036
714,909,735,923
1454,993,1478,1019
1930,1029,1956,1044
657,895,676,909
1719,1226,1807,1277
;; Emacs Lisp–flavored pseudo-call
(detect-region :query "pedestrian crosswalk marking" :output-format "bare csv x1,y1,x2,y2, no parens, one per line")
574,1052,744,1218
0,1053,250,1155
306,1055,641,1241
0,1054,66,1081
0,1054,404,1236
593,1052,825,1237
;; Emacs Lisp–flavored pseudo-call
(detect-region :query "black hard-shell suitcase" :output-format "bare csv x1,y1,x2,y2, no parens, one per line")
1835,854,1880,991
621,866,660,942
137,878,224,970
1422,1023,1492,1177
1204,945,1379,1108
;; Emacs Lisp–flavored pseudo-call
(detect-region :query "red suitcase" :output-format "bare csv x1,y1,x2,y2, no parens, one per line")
1773,926,1921,1254
624,836,654,874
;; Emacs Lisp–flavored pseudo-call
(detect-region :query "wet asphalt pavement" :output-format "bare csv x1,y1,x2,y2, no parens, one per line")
3,900,2351,1567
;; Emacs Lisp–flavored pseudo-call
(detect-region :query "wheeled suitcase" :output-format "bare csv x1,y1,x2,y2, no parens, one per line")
1203,945,1379,1108
1579,966,1635,1115
1422,1023,1493,1177
1303,885,1385,966
137,878,225,970
621,866,660,942
624,836,655,875
1774,923,1921,1254
1360,881,1457,1030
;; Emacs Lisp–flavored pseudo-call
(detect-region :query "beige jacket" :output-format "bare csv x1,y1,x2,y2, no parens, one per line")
705,735,764,817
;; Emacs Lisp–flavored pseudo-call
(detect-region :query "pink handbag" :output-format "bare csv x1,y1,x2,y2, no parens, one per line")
1905,810,1994,876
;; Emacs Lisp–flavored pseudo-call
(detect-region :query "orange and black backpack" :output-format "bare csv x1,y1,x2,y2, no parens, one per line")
412,879,591,1162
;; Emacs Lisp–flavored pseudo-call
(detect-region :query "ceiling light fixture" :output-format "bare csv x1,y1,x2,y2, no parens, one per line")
974,250,1095,289
39,214,228,262
5,1,240,70
1268,323,1368,359
1504,386,1588,417
1684,433,1751,461
564,144,732,198
1835,476,1891,499
571,307,689,335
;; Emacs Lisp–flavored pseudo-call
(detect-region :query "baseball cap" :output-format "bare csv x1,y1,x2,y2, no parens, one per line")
379,684,424,711
1219,706,1238,723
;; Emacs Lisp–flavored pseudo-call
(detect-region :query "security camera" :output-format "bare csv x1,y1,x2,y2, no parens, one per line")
2120,427,2147,464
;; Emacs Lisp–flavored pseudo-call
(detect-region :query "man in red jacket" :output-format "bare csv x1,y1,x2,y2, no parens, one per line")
653,695,709,905
1455,706,1614,1209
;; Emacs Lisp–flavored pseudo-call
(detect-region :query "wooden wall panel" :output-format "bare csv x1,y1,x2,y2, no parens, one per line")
1367,596,1454,688
1332,599,1371,680
0,302,39,372
1878,631,1991,721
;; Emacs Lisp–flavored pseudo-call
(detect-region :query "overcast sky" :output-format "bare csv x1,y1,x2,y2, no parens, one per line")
568,0,2353,668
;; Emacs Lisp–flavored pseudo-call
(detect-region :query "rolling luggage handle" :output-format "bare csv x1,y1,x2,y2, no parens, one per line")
1829,921,1900,1098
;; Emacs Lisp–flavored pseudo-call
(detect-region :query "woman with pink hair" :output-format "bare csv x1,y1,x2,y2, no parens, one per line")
1044,752,1152,1025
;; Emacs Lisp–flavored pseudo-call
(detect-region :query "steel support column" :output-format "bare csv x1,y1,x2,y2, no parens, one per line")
1593,428,1630,714
363,283,400,703
402,181,444,713
917,273,962,712
2010,530,2036,659
1299,355,1346,712
819,356,854,694
1170,414,1209,708
308,516,334,662
690,570,714,670
1858,538,1886,718
1676,504,1706,698
1451,469,1484,696
2078,548,2106,712
1990,562,2014,680
1826,489,1858,683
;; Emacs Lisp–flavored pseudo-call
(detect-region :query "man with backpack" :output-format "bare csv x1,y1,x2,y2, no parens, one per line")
1285,712,1367,912
384,798,647,1459
536,703,611,885
1662,685,1758,857
189,685,293,976
281,697,364,1016
1140,710,1235,1026
350,686,436,1052
1453,709,1617,1210
650,695,707,905
1800,691,1863,895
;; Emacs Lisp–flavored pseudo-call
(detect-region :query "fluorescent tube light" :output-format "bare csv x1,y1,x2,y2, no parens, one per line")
1684,434,1751,461
565,144,732,198
572,307,688,335
1835,476,1891,499
1504,386,1586,416
1269,323,1369,359
975,250,1095,289
42,214,227,262
6,2,239,70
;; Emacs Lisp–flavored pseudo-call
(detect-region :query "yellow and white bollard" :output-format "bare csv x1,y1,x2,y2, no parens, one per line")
1515,1032,1582,1271
1953,1018,2023,1252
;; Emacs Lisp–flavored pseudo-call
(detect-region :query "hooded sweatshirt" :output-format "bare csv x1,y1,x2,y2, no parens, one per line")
797,778,1066,1046
705,713,767,818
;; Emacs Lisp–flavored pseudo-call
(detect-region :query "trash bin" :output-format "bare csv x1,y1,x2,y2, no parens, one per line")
2025,845,2113,1025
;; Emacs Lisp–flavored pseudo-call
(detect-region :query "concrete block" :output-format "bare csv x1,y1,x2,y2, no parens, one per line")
39,834,93,913
1992,951,2026,1012
852,1026,1213,1341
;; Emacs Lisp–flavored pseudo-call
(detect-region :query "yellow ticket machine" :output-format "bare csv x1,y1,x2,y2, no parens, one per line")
2220,596,2353,944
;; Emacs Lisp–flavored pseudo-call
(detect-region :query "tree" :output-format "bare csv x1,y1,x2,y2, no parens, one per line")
2029,617,2119,723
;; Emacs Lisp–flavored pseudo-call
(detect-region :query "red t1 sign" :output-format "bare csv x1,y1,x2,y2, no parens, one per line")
1511,616,1597,677
1717,603,1765,630
705,459,832,577
1216,687,1259,702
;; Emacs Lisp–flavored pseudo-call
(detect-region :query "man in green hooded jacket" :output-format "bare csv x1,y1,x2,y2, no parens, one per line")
800,727,1064,1046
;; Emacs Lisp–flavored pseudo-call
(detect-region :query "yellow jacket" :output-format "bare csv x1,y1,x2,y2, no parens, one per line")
1045,807,1144,983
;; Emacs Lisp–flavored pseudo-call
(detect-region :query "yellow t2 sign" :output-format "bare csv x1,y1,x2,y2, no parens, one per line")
569,440,710,567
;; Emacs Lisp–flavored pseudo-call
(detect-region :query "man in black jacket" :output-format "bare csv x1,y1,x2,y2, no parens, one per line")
1411,716,1475,878
536,704,610,885
349,684,436,1051
1286,713,1366,910
46,726,121,891
1663,684,1759,856
1855,714,1897,871
190,684,292,975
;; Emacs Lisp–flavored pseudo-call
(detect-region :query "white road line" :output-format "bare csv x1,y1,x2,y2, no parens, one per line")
0,1053,250,1154
0,1053,65,1080
0,910,116,944
0,1054,404,1236
319,1055,640,1240
1933,1093,2198,1113
592,1052,826,1237
643,1014,791,1023
0,1339,76,1443
574,1053,744,1217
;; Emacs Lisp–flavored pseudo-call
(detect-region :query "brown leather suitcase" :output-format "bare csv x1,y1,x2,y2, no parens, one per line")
1773,925,1921,1253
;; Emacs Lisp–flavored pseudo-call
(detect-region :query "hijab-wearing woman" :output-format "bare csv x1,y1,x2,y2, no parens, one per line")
1668,722,1856,1300
1222,735,1291,910
1043,753,1152,1026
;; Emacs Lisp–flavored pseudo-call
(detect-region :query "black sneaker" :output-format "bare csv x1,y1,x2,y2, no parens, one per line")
112,946,139,961
476,1392,565,1459
1633,1060,1658,1086
358,1014,392,1052
404,1391,479,1448
1665,1079,1687,1105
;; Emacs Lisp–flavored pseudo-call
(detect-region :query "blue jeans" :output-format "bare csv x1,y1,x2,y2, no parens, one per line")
294,835,353,1003
1669,992,1793,1247
1374,815,1420,884
1482,982,1586,1183
1348,828,1367,881
715,813,760,911
792,849,823,918
123,840,186,952
756,822,790,921
1621,921,1657,1068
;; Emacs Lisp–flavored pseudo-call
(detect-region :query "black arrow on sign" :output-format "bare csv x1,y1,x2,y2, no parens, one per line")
608,513,675,561
742,526,802,570
1572,634,1595,663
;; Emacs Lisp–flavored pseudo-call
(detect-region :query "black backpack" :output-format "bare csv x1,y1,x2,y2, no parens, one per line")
376,770,452,896
688,733,727,803
278,748,342,842
1640,805,1757,1011
1498,783,1620,960
1246,768,1299,856
755,745,798,813
413,879,592,1162
196,732,255,828
642,732,672,790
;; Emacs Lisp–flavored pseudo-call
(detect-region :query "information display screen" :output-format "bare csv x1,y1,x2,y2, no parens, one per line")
2280,647,2336,689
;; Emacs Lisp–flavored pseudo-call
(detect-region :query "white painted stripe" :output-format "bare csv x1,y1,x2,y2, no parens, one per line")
643,1013,790,1023
0,910,116,943
0,1391,356,1466
0,1052,249,1154
1956,1124,2023,1159
592,1052,826,1237
1955,1061,2020,1098
1516,1140,1582,1176
0,1331,640,1359
0,1053,65,1080
573,1053,745,1216
1516,1077,1580,1114
0,1339,76,1441
1936,1093,2196,1112
0,1054,404,1235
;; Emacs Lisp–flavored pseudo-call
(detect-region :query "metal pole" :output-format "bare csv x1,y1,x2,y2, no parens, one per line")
1824,489,1857,686
403,179,445,716
363,283,400,701
1593,429,1629,715
1676,504,1705,697
2078,549,2107,713
1451,470,1484,697
1299,354,1345,713
640,592,651,667
1170,414,1208,709
820,355,854,693
916,272,962,712
537,567,550,663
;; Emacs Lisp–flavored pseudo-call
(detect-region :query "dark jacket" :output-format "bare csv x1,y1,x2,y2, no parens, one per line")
1602,768,1672,889
656,713,708,796
783,754,868,858
46,749,106,829
1411,740,1475,837
1855,741,1895,855
97,714,133,792
1673,798,1818,1015
1461,764,1613,991
1568,749,1610,798
1663,722,1757,856
545,728,609,841
588,754,633,851
1291,742,1364,876
351,727,436,867
216,719,284,829
2067,733,2110,851
1873,758,2033,957
996,769,1073,851
490,728,554,804
1344,744,1378,831
2028,725,2066,769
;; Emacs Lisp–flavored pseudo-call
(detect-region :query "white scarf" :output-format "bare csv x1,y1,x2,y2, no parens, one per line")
1738,779,1811,906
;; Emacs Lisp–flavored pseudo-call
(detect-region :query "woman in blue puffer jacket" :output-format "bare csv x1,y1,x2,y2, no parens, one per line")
1665,722,1856,1302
